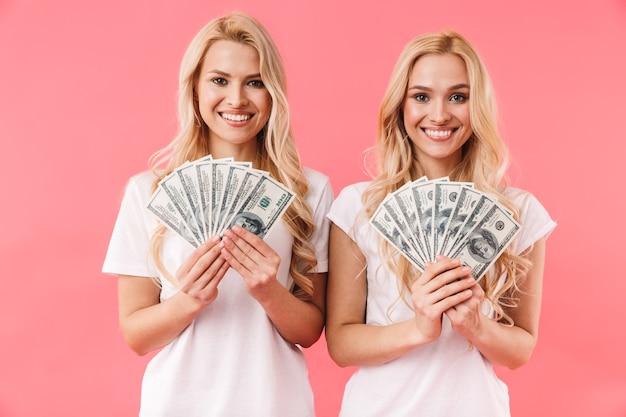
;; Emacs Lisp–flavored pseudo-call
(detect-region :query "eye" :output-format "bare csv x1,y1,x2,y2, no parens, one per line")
449,94,467,102
414,94,429,102
248,79,265,88
211,77,227,85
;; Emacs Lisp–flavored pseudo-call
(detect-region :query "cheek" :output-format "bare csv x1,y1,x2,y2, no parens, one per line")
197,91,218,118
403,105,424,127
257,96,272,123
457,108,472,128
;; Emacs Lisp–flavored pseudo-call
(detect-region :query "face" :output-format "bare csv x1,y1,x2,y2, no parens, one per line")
196,40,272,154
473,237,496,260
233,215,262,234
403,53,472,176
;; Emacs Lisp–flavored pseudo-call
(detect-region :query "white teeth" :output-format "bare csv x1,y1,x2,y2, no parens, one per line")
221,113,251,122
425,129,452,138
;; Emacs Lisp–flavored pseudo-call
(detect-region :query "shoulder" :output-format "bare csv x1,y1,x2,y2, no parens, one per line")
503,186,557,251
300,167,334,212
114,170,158,203
126,170,159,191
503,186,549,217
336,181,371,202
329,181,371,214
302,167,330,188
327,182,372,238
302,167,333,197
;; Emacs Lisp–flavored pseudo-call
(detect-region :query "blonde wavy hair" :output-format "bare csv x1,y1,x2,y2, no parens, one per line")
362,30,531,325
148,12,317,300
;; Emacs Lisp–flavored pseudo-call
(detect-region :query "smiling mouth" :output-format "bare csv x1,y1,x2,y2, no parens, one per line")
220,113,252,122
423,129,454,139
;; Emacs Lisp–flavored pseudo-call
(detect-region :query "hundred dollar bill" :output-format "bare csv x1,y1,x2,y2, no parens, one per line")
225,175,294,239
439,186,482,256
195,159,215,239
213,162,254,234
209,161,232,235
391,177,428,261
176,161,206,240
382,191,426,265
371,204,425,270
433,181,473,258
195,157,236,237
411,179,440,262
217,168,267,236
146,186,200,248
158,170,204,245
447,193,495,257
449,202,520,281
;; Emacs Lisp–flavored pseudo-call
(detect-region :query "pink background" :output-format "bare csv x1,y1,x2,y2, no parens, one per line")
1,0,625,416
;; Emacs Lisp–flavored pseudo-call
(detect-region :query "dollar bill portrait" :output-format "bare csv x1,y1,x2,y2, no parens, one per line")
228,212,266,236
467,228,498,263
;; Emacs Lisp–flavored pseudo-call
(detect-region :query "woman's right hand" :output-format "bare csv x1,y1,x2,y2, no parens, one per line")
118,236,230,356
409,256,476,343
176,235,230,307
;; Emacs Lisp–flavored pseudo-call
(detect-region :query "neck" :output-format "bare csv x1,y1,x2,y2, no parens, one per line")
207,140,260,166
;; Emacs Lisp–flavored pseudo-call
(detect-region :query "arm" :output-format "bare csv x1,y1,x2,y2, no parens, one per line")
446,238,547,369
220,226,325,347
325,223,475,367
118,236,230,356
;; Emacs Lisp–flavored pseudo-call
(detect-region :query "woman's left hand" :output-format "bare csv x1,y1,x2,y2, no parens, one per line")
219,225,281,299
445,277,486,340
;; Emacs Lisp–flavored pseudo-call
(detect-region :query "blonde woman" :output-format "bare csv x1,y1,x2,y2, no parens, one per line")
325,30,556,416
103,13,333,417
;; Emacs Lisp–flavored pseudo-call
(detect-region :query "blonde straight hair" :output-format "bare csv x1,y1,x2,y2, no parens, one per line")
148,13,317,300
362,30,531,324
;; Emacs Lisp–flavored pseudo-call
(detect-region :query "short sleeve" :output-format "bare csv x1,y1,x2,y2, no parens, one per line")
102,172,159,278
327,182,369,240
508,189,557,255
303,168,335,273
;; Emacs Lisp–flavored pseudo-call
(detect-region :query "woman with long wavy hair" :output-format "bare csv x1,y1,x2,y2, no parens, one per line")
325,30,556,416
103,12,333,416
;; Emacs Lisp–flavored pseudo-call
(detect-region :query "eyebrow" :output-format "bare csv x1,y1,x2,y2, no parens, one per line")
407,83,470,91
206,69,262,79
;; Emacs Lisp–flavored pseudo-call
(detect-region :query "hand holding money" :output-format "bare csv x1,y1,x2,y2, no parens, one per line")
370,177,520,281
147,155,295,247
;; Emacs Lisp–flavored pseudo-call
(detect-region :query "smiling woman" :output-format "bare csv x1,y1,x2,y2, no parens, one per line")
101,12,333,417
324,30,556,417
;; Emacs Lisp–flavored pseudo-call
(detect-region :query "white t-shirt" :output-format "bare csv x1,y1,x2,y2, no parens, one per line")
103,167,333,417
327,182,556,417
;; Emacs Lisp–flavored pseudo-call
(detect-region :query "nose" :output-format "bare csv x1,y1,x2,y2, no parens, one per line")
429,100,451,124
226,85,247,107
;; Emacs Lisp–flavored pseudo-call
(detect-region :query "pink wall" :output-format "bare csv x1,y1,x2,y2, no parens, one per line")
1,0,625,415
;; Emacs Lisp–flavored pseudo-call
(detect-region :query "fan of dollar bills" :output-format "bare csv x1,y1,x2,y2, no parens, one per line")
146,155,295,248
370,177,520,280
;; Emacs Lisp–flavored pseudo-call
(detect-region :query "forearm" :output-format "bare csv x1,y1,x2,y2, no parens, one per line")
469,240,546,369
255,281,324,347
468,317,537,369
326,319,429,367
120,291,204,356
